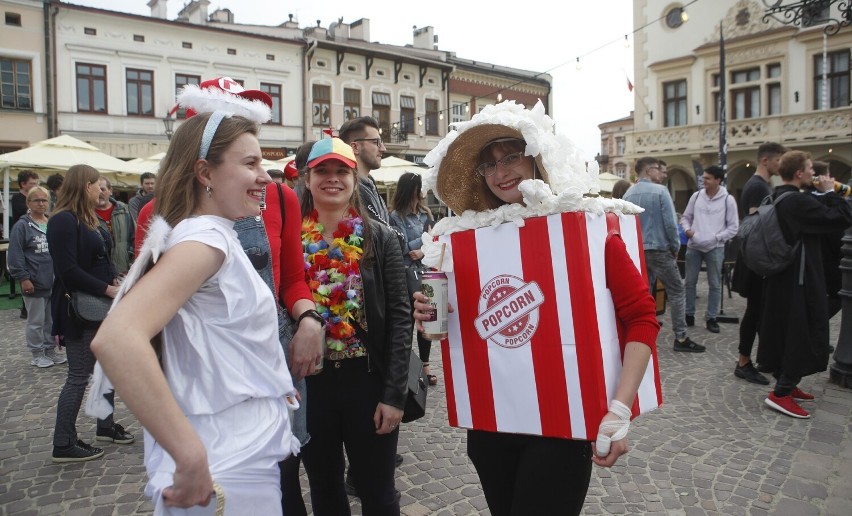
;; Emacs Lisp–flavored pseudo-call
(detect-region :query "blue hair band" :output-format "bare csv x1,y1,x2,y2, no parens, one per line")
198,111,228,160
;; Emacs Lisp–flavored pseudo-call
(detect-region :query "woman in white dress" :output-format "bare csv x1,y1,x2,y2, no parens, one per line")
90,111,298,514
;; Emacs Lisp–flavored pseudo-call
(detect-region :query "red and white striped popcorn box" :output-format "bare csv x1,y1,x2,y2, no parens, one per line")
435,210,662,440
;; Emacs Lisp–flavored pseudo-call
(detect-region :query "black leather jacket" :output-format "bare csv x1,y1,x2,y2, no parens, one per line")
361,220,412,409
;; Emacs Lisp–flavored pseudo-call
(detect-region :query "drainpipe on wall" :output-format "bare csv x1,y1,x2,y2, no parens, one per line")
43,0,55,137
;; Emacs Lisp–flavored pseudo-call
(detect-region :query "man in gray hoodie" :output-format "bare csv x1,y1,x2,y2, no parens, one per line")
680,165,739,333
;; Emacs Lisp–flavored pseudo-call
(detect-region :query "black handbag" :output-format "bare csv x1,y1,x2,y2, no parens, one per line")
68,291,112,323
352,322,427,423
401,351,428,423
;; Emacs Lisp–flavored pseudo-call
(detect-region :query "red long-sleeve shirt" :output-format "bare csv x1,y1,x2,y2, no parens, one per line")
605,233,660,350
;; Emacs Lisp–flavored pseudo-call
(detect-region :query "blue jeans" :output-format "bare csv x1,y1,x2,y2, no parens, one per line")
645,250,687,340
685,246,724,321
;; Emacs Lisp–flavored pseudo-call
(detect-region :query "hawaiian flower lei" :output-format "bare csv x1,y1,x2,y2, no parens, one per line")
302,209,365,351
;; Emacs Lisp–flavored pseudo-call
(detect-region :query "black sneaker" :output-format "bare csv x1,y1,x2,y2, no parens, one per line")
706,319,720,333
735,361,770,385
52,439,104,463
685,315,695,327
673,337,706,353
96,423,135,444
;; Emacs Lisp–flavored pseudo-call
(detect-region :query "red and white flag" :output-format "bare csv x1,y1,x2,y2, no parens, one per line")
437,211,662,440
627,77,634,92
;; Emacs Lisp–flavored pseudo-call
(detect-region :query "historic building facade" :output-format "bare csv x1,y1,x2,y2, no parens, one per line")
628,0,851,213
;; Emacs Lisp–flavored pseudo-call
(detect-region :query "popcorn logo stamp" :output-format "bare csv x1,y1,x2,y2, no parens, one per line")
474,275,544,348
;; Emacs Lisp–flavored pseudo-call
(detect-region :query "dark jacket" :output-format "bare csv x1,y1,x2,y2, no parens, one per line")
361,220,412,410
8,214,53,297
757,186,852,378
128,190,154,221
47,211,115,338
98,198,135,274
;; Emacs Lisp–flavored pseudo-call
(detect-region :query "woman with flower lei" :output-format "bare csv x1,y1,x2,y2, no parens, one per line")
298,137,411,516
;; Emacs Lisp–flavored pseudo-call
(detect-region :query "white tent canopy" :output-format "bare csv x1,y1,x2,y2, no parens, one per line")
371,156,425,184
597,172,626,193
1,135,140,236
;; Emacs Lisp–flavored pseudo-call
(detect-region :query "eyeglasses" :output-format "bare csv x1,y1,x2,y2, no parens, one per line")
353,138,384,147
476,151,525,177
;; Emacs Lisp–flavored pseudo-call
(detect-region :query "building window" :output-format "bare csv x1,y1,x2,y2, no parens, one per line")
266,54,275,61
312,84,331,126
126,68,154,116
400,95,415,134
0,57,32,110
451,102,467,124
260,83,281,125
227,48,236,55
731,67,760,119
425,98,439,136
767,63,782,115
6,12,22,26
174,74,200,118
814,50,850,109
665,7,686,29
344,88,360,121
84,27,96,36
372,92,391,130
663,79,687,127
133,34,145,42
616,136,626,156
182,41,192,49
76,62,107,113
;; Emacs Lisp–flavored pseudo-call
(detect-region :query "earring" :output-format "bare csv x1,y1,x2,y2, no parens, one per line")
206,184,213,198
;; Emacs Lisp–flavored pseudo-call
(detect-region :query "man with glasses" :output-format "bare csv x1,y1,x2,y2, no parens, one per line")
624,157,706,353
339,116,390,223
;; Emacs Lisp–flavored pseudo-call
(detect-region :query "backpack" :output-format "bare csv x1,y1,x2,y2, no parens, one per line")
738,191,805,280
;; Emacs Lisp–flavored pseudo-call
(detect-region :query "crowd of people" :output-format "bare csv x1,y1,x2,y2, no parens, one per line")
4,86,850,514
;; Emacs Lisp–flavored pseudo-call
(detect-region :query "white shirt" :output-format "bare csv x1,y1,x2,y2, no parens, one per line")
161,215,294,415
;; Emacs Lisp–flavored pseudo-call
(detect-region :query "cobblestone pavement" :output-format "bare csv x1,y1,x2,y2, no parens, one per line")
1,286,851,515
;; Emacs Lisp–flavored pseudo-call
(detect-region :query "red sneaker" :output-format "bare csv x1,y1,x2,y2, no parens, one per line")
790,387,814,402
765,392,810,419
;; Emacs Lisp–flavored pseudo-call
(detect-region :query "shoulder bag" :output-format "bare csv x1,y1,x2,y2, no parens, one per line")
65,219,114,324
353,321,427,423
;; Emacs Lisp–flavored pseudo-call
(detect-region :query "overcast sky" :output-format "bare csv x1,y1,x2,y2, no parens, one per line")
66,0,636,160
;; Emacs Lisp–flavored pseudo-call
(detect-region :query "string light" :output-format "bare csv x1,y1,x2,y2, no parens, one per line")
439,112,444,120
497,92,503,102
624,34,630,48
418,117,423,126
575,57,581,71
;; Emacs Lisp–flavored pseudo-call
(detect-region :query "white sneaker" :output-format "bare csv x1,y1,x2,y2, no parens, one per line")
44,348,68,365
31,355,54,368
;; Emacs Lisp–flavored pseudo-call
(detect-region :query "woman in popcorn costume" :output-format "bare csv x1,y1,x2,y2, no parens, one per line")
297,137,411,516
413,100,660,515
87,78,299,514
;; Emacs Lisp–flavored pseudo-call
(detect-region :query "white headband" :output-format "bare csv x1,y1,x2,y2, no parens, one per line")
198,111,229,160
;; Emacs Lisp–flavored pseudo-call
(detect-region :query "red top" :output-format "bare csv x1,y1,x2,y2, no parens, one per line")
95,204,115,231
132,185,312,313
261,182,311,313
605,232,660,350
134,200,154,256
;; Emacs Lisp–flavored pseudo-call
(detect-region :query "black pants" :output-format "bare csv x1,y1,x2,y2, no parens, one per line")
301,358,400,516
417,332,432,365
279,455,307,516
467,430,593,516
53,327,114,447
738,274,763,359
773,373,802,397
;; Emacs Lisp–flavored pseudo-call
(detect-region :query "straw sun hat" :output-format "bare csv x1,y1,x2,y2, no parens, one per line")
423,100,588,214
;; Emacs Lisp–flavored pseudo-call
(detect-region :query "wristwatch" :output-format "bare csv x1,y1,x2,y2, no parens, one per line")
298,309,325,327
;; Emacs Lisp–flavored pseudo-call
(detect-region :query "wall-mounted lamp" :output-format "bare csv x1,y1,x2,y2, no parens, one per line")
162,115,175,140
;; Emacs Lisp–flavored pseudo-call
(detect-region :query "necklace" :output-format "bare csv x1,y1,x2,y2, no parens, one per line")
302,209,365,351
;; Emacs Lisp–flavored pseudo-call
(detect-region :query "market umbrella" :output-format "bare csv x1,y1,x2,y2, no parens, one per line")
597,172,625,193
371,156,425,184
1,135,137,236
